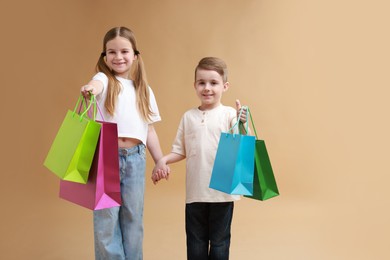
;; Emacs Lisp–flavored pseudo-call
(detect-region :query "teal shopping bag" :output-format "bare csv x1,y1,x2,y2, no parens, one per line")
243,108,279,201
44,95,101,184
209,108,255,195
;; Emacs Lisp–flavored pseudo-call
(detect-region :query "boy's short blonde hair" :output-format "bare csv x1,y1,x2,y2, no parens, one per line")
195,57,228,83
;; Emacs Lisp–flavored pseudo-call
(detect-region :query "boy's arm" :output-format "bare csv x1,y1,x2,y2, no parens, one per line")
154,152,185,176
159,152,185,165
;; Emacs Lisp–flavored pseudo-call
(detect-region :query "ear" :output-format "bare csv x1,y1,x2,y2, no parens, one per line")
223,82,230,91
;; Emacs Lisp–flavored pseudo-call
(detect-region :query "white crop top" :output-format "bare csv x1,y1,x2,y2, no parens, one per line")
92,72,161,144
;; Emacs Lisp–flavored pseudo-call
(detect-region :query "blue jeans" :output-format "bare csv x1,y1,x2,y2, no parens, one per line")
94,144,146,260
186,202,234,260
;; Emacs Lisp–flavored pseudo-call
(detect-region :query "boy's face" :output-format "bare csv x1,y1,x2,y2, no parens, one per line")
194,69,229,110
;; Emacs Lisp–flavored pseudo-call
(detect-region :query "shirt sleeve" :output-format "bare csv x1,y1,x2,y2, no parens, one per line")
148,86,161,123
92,72,108,101
171,116,185,156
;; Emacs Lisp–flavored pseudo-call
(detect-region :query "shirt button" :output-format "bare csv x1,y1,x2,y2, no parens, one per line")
201,119,204,123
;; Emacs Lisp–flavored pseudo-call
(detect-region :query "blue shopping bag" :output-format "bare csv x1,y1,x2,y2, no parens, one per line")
209,107,255,195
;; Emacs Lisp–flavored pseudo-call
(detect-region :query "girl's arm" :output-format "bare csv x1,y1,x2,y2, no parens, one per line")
146,124,164,164
147,124,172,184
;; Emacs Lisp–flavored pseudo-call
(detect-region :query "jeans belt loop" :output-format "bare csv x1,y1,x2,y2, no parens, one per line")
120,144,143,156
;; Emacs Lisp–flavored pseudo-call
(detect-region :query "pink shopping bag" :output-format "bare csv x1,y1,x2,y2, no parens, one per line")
59,120,121,210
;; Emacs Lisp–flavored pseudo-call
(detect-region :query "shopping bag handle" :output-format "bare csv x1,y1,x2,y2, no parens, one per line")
247,107,259,139
228,106,250,135
75,94,94,117
72,94,97,121
92,98,105,121
239,107,259,139
82,95,105,121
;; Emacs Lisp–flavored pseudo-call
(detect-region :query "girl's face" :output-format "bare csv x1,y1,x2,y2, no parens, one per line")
194,69,229,110
105,36,137,78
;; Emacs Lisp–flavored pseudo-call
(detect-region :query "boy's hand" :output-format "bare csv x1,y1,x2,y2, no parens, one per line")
235,99,247,123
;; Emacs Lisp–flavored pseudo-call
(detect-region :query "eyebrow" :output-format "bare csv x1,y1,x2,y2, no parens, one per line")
196,78,220,82
195,79,206,82
106,48,132,51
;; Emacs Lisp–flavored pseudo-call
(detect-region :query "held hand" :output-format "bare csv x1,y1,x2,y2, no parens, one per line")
151,170,159,185
235,99,247,123
164,165,171,180
151,168,169,185
151,161,170,185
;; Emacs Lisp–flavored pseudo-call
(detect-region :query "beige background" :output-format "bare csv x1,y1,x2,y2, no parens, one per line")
1,0,389,259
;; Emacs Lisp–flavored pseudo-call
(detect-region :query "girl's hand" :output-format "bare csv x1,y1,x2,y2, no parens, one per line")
151,170,160,184
151,160,170,185
81,80,104,97
151,169,164,184
235,99,247,123
81,85,93,98
151,168,170,185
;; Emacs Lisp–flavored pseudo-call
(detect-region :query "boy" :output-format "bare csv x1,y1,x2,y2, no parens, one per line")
153,57,247,260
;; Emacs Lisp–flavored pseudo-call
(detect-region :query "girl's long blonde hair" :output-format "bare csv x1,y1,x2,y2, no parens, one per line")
96,26,152,122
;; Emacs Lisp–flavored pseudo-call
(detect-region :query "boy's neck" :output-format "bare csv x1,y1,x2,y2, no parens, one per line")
198,103,221,111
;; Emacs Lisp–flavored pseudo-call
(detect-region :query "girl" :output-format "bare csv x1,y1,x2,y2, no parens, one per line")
82,26,164,260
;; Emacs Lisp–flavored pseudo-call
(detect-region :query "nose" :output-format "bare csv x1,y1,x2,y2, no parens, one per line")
114,52,123,59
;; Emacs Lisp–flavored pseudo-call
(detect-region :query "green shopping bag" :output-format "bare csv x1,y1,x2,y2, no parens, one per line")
44,95,101,184
243,108,279,201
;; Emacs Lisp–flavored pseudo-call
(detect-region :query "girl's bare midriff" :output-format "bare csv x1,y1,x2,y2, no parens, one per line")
118,137,142,148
